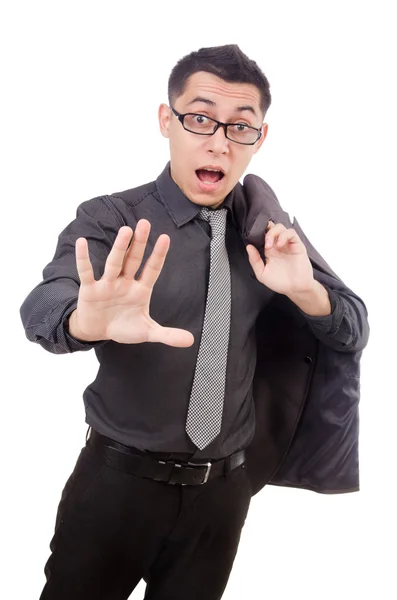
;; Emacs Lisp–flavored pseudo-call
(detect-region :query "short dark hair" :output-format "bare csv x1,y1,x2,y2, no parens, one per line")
168,44,271,119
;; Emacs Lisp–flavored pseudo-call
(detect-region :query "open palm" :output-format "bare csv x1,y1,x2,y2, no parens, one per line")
73,220,194,347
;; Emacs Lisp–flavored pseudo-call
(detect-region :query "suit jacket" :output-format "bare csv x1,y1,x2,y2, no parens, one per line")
232,174,369,496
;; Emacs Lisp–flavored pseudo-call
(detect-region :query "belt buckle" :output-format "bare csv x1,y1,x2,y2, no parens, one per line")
163,460,212,485
187,461,212,484
157,460,212,485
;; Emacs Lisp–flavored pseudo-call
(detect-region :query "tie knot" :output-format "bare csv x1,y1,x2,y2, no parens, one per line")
198,207,227,237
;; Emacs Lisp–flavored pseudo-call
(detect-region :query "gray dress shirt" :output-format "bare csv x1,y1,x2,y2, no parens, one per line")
20,162,336,461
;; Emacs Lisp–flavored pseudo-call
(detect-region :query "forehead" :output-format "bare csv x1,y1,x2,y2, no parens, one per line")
179,71,261,113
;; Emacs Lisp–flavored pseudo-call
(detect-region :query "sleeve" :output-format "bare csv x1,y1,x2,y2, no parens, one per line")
285,217,370,353
292,277,370,353
19,195,126,354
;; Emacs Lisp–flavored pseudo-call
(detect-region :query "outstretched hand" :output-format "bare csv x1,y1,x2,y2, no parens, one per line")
71,220,194,347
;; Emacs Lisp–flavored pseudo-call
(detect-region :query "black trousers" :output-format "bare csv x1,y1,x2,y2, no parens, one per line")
39,436,252,600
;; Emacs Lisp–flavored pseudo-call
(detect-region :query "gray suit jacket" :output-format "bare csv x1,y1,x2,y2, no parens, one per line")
231,174,369,495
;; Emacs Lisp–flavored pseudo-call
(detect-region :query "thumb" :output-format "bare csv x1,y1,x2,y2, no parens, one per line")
147,325,195,348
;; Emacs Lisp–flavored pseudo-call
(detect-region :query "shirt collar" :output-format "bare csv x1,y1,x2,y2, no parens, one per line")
155,162,235,228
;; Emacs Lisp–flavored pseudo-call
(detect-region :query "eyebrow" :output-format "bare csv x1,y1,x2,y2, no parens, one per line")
186,96,258,119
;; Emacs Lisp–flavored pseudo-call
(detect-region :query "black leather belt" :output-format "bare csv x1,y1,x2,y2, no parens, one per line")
88,429,246,486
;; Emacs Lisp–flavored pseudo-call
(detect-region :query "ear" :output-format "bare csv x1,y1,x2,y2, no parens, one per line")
253,123,268,154
158,104,171,139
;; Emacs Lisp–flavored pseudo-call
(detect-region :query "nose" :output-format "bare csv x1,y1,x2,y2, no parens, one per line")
206,124,230,154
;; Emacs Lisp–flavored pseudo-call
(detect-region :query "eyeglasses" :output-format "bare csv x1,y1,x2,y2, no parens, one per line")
170,106,263,145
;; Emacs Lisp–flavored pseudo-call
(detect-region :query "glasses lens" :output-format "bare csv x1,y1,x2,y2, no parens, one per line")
184,114,217,134
226,124,259,144
183,114,259,144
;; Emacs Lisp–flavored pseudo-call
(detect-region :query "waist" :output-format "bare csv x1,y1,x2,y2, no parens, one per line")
87,428,246,486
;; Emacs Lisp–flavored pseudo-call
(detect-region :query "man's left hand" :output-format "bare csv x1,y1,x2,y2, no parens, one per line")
246,220,315,296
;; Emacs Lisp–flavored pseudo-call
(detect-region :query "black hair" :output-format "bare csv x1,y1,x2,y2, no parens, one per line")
168,44,271,118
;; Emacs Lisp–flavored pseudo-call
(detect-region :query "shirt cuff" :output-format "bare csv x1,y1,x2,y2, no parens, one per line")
294,284,344,334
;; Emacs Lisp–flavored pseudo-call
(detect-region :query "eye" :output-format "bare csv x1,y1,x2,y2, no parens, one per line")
235,123,250,131
194,114,210,124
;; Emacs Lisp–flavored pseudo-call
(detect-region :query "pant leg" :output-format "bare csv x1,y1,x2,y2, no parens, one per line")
143,462,252,600
39,443,182,600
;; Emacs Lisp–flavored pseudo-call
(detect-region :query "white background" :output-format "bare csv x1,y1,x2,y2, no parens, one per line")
1,1,396,598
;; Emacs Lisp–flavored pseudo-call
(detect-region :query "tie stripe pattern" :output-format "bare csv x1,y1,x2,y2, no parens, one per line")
185,207,231,450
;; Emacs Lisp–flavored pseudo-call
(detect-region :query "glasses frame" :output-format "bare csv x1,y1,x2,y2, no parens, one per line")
170,106,263,146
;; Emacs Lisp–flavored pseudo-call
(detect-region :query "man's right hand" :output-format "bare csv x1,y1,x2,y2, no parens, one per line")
68,220,194,348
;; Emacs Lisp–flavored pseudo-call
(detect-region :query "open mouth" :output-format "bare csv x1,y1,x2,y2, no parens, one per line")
195,168,225,184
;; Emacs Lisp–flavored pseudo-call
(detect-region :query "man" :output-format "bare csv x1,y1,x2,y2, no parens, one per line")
20,44,369,599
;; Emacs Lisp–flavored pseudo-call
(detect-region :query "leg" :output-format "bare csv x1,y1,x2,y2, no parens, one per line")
144,463,252,600
40,444,182,600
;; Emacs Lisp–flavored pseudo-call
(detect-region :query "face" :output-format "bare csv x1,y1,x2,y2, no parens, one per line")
158,71,268,209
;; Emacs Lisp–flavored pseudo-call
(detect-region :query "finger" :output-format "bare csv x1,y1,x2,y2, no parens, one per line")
102,226,134,282
147,325,194,348
246,244,265,280
137,234,171,288
122,220,151,280
275,228,301,248
275,230,289,248
75,237,95,285
265,219,275,231
265,223,286,248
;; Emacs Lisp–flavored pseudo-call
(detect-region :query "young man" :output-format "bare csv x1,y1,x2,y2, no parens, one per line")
20,44,369,600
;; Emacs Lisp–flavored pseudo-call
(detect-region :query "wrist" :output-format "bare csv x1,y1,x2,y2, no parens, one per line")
287,281,332,317
67,309,100,342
